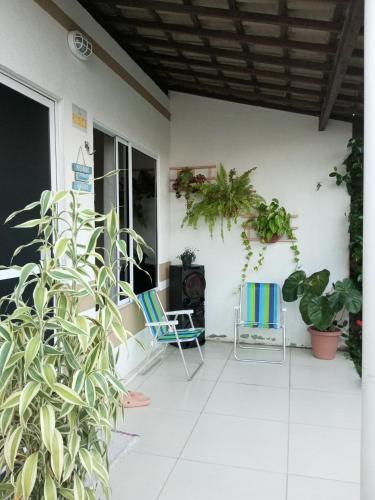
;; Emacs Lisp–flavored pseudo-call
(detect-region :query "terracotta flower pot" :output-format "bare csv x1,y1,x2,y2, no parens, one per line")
269,235,280,243
308,326,341,360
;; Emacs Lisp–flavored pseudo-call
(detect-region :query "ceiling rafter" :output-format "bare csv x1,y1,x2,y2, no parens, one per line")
319,0,364,129
102,17,338,54
159,67,361,104
110,0,341,32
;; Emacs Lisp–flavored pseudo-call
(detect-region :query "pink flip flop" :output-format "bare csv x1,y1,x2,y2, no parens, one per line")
122,392,151,408
128,391,150,402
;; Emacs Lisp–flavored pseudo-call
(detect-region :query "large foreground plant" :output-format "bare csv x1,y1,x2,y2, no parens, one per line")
0,189,144,499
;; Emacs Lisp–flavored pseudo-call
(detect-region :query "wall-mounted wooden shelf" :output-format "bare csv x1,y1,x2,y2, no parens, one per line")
169,164,216,192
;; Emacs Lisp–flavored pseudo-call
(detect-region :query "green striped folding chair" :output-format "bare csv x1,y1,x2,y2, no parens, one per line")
138,289,204,380
234,282,286,364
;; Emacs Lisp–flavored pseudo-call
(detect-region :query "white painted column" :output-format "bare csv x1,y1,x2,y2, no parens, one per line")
361,1,375,498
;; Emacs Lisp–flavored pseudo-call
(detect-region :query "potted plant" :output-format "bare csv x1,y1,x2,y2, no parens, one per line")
251,198,296,244
0,189,145,498
183,164,264,238
172,168,207,210
177,247,198,269
282,269,362,359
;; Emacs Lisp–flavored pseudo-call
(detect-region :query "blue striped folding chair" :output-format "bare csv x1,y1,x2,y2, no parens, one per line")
138,289,204,380
233,282,286,364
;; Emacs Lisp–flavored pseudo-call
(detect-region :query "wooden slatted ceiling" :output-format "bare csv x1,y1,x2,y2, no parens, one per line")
78,0,363,128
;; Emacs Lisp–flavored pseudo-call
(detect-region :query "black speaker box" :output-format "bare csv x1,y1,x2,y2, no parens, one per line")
169,264,206,348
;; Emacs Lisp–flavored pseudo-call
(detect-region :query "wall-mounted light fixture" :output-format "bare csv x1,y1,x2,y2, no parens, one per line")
68,30,93,61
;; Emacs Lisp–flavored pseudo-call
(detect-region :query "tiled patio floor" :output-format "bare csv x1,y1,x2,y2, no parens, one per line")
109,342,361,500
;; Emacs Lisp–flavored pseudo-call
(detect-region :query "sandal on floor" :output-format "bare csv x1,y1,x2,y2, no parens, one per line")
128,390,150,402
122,392,150,408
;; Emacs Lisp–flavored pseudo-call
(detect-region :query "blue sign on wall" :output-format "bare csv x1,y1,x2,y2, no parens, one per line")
72,163,92,175
72,180,92,193
75,172,91,182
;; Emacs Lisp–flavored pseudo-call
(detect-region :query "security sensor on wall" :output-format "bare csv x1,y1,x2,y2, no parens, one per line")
68,30,93,61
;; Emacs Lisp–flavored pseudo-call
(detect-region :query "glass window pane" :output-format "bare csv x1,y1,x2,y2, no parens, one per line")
0,82,51,268
132,148,157,294
118,142,129,284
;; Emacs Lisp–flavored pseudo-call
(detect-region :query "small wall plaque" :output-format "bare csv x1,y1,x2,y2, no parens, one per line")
72,163,92,175
72,104,87,131
72,180,92,193
75,172,91,182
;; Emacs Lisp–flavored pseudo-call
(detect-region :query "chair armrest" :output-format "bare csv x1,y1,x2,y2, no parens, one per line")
165,309,194,316
282,308,287,312
234,306,240,310
145,320,178,327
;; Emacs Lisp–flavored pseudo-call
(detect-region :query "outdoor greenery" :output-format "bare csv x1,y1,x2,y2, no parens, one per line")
0,189,145,499
329,137,363,375
282,269,362,332
250,198,300,267
182,164,263,238
172,168,208,210
174,165,299,280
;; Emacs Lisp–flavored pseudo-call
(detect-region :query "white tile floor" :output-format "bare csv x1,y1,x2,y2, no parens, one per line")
109,342,361,500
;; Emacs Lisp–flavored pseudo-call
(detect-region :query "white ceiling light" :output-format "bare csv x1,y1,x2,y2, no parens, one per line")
68,30,93,61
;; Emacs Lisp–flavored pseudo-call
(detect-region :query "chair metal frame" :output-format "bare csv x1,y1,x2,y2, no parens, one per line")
140,290,204,380
233,282,286,364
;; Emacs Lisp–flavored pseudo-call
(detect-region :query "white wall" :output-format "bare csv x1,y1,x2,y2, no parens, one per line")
170,92,352,347
0,0,171,375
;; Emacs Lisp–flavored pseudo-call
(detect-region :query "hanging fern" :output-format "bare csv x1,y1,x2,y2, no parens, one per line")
183,164,264,239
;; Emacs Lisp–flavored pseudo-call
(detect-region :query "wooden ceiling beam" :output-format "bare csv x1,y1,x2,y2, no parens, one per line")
319,0,363,130
167,81,323,110
160,66,360,103
104,17,337,54
161,75,358,108
169,87,354,122
113,0,341,32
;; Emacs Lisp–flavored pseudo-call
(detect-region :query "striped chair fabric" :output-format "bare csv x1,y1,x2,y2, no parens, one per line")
244,282,280,329
138,290,204,341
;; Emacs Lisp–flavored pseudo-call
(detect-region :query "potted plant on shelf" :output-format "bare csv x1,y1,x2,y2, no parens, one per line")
0,189,145,498
251,198,295,244
282,269,362,359
177,247,198,269
182,164,264,238
172,168,207,210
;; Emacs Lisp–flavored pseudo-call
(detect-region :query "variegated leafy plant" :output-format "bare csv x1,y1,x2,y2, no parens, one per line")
0,189,145,499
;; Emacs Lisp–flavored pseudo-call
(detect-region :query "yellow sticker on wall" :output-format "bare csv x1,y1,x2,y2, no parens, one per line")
72,104,87,131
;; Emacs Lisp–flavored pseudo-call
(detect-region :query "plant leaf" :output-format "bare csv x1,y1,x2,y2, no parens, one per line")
73,475,85,500
282,270,306,302
21,452,38,499
19,382,41,422
25,335,40,369
54,383,86,406
307,296,335,331
4,426,23,471
40,404,55,452
44,473,57,500
79,448,93,475
0,341,14,376
1,390,22,410
51,429,64,481
54,237,69,259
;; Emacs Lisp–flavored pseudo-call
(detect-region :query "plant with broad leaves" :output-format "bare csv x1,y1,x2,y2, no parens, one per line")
282,269,362,332
0,189,146,499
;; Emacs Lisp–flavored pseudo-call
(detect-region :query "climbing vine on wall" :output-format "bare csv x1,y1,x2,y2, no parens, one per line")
330,137,363,376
